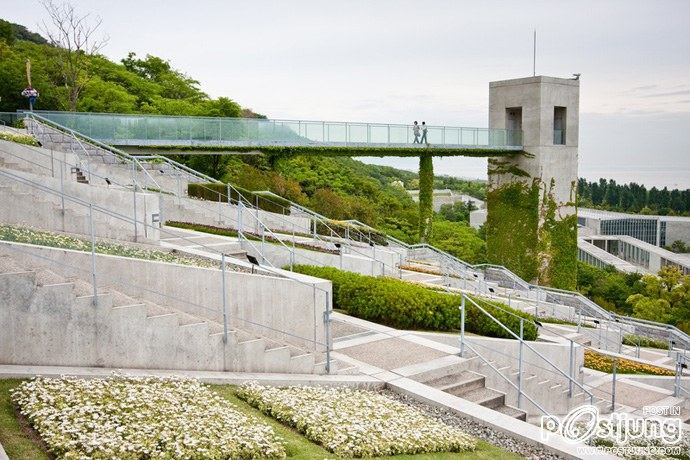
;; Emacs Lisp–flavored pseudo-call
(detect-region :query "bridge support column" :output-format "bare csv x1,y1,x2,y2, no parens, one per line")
486,76,579,289
418,153,434,242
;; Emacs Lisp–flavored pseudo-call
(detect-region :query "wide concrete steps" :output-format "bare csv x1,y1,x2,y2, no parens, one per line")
423,369,527,421
0,254,346,375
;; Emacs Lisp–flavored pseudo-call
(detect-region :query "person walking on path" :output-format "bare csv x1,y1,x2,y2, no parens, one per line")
412,121,421,143
420,121,428,144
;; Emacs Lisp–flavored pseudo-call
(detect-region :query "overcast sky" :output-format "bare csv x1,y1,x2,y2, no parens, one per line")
4,0,690,188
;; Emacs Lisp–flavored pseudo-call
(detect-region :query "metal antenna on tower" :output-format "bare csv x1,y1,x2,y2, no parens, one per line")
533,29,537,76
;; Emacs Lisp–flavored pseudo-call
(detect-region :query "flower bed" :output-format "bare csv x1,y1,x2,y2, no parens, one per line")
11,376,286,459
0,131,39,146
0,225,219,268
584,349,675,376
236,383,476,457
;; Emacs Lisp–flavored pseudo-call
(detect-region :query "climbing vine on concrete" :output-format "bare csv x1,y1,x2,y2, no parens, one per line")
486,174,578,290
485,179,540,282
538,180,578,290
418,153,434,242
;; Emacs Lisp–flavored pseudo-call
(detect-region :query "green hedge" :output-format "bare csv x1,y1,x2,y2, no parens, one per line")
187,183,292,215
292,265,537,340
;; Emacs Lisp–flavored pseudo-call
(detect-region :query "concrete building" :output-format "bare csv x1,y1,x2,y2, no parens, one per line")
578,207,690,248
486,76,579,287
580,234,690,275
408,189,485,212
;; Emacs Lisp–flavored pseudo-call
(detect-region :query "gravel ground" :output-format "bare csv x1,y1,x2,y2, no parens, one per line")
385,390,564,460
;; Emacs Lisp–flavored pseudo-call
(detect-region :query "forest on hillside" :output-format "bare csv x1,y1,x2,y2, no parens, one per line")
578,178,690,216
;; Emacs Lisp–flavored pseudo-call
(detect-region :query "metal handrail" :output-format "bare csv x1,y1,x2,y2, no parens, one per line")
0,168,333,362
27,113,163,193
22,113,690,355
462,294,595,402
461,341,551,416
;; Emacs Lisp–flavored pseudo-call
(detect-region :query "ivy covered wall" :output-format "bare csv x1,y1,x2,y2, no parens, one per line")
486,179,540,282
418,153,434,242
486,160,578,290
538,180,578,290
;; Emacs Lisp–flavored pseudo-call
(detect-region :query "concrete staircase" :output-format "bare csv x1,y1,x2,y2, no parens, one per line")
0,254,346,374
411,359,527,420
424,369,527,420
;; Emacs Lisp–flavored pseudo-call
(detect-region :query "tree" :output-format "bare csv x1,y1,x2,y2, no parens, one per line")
666,240,689,254
0,20,14,46
438,201,476,223
428,219,486,264
39,0,108,110
626,266,690,332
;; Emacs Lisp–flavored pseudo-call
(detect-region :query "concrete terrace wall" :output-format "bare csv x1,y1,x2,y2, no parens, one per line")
0,241,330,352
160,194,312,235
242,240,386,277
0,168,160,242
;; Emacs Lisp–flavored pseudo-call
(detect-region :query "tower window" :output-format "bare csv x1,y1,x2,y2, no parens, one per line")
554,106,566,145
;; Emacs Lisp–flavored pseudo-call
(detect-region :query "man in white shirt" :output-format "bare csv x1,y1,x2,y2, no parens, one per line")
420,121,428,144
412,121,420,143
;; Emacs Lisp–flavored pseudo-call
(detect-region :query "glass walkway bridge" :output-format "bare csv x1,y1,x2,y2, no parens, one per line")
33,111,523,155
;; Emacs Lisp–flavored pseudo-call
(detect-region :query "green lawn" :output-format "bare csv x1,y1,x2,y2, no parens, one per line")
0,379,520,460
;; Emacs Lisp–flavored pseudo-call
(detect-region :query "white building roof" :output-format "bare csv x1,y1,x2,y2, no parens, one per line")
578,207,690,223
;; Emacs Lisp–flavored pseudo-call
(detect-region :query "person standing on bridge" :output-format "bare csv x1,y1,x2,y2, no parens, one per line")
412,121,421,143
420,121,428,144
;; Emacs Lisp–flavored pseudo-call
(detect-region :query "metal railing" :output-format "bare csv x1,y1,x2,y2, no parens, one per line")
459,293,594,413
19,112,690,359
0,167,334,371
32,110,524,150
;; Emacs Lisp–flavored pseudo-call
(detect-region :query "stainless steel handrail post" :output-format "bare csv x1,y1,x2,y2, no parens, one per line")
131,160,138,242
518,318,524,408
569,339,574,397
88,203,98,306
460,293,466,357
611,358,617,411
221,253,229,344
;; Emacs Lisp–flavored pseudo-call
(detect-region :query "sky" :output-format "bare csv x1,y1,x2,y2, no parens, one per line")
4,0,690,188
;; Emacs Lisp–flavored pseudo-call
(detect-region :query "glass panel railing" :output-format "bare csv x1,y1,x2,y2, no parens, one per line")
553,129,566,145
31,111,523,149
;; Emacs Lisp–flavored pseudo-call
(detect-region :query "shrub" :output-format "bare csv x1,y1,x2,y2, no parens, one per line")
292,265,537,340
187,182,292,215
584,350,675,376
622,334,668,350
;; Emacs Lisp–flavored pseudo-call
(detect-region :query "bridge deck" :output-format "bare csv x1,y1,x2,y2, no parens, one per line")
34,111,524,156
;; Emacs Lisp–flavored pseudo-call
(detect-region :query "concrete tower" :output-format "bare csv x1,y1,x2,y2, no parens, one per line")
486,76,579,289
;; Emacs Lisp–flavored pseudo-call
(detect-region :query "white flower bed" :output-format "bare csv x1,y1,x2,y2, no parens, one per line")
237,383,477,457
12,376,286,459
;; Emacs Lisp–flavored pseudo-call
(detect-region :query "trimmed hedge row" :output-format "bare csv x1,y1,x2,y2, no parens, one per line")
293,265,537,340
187,183,292,215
